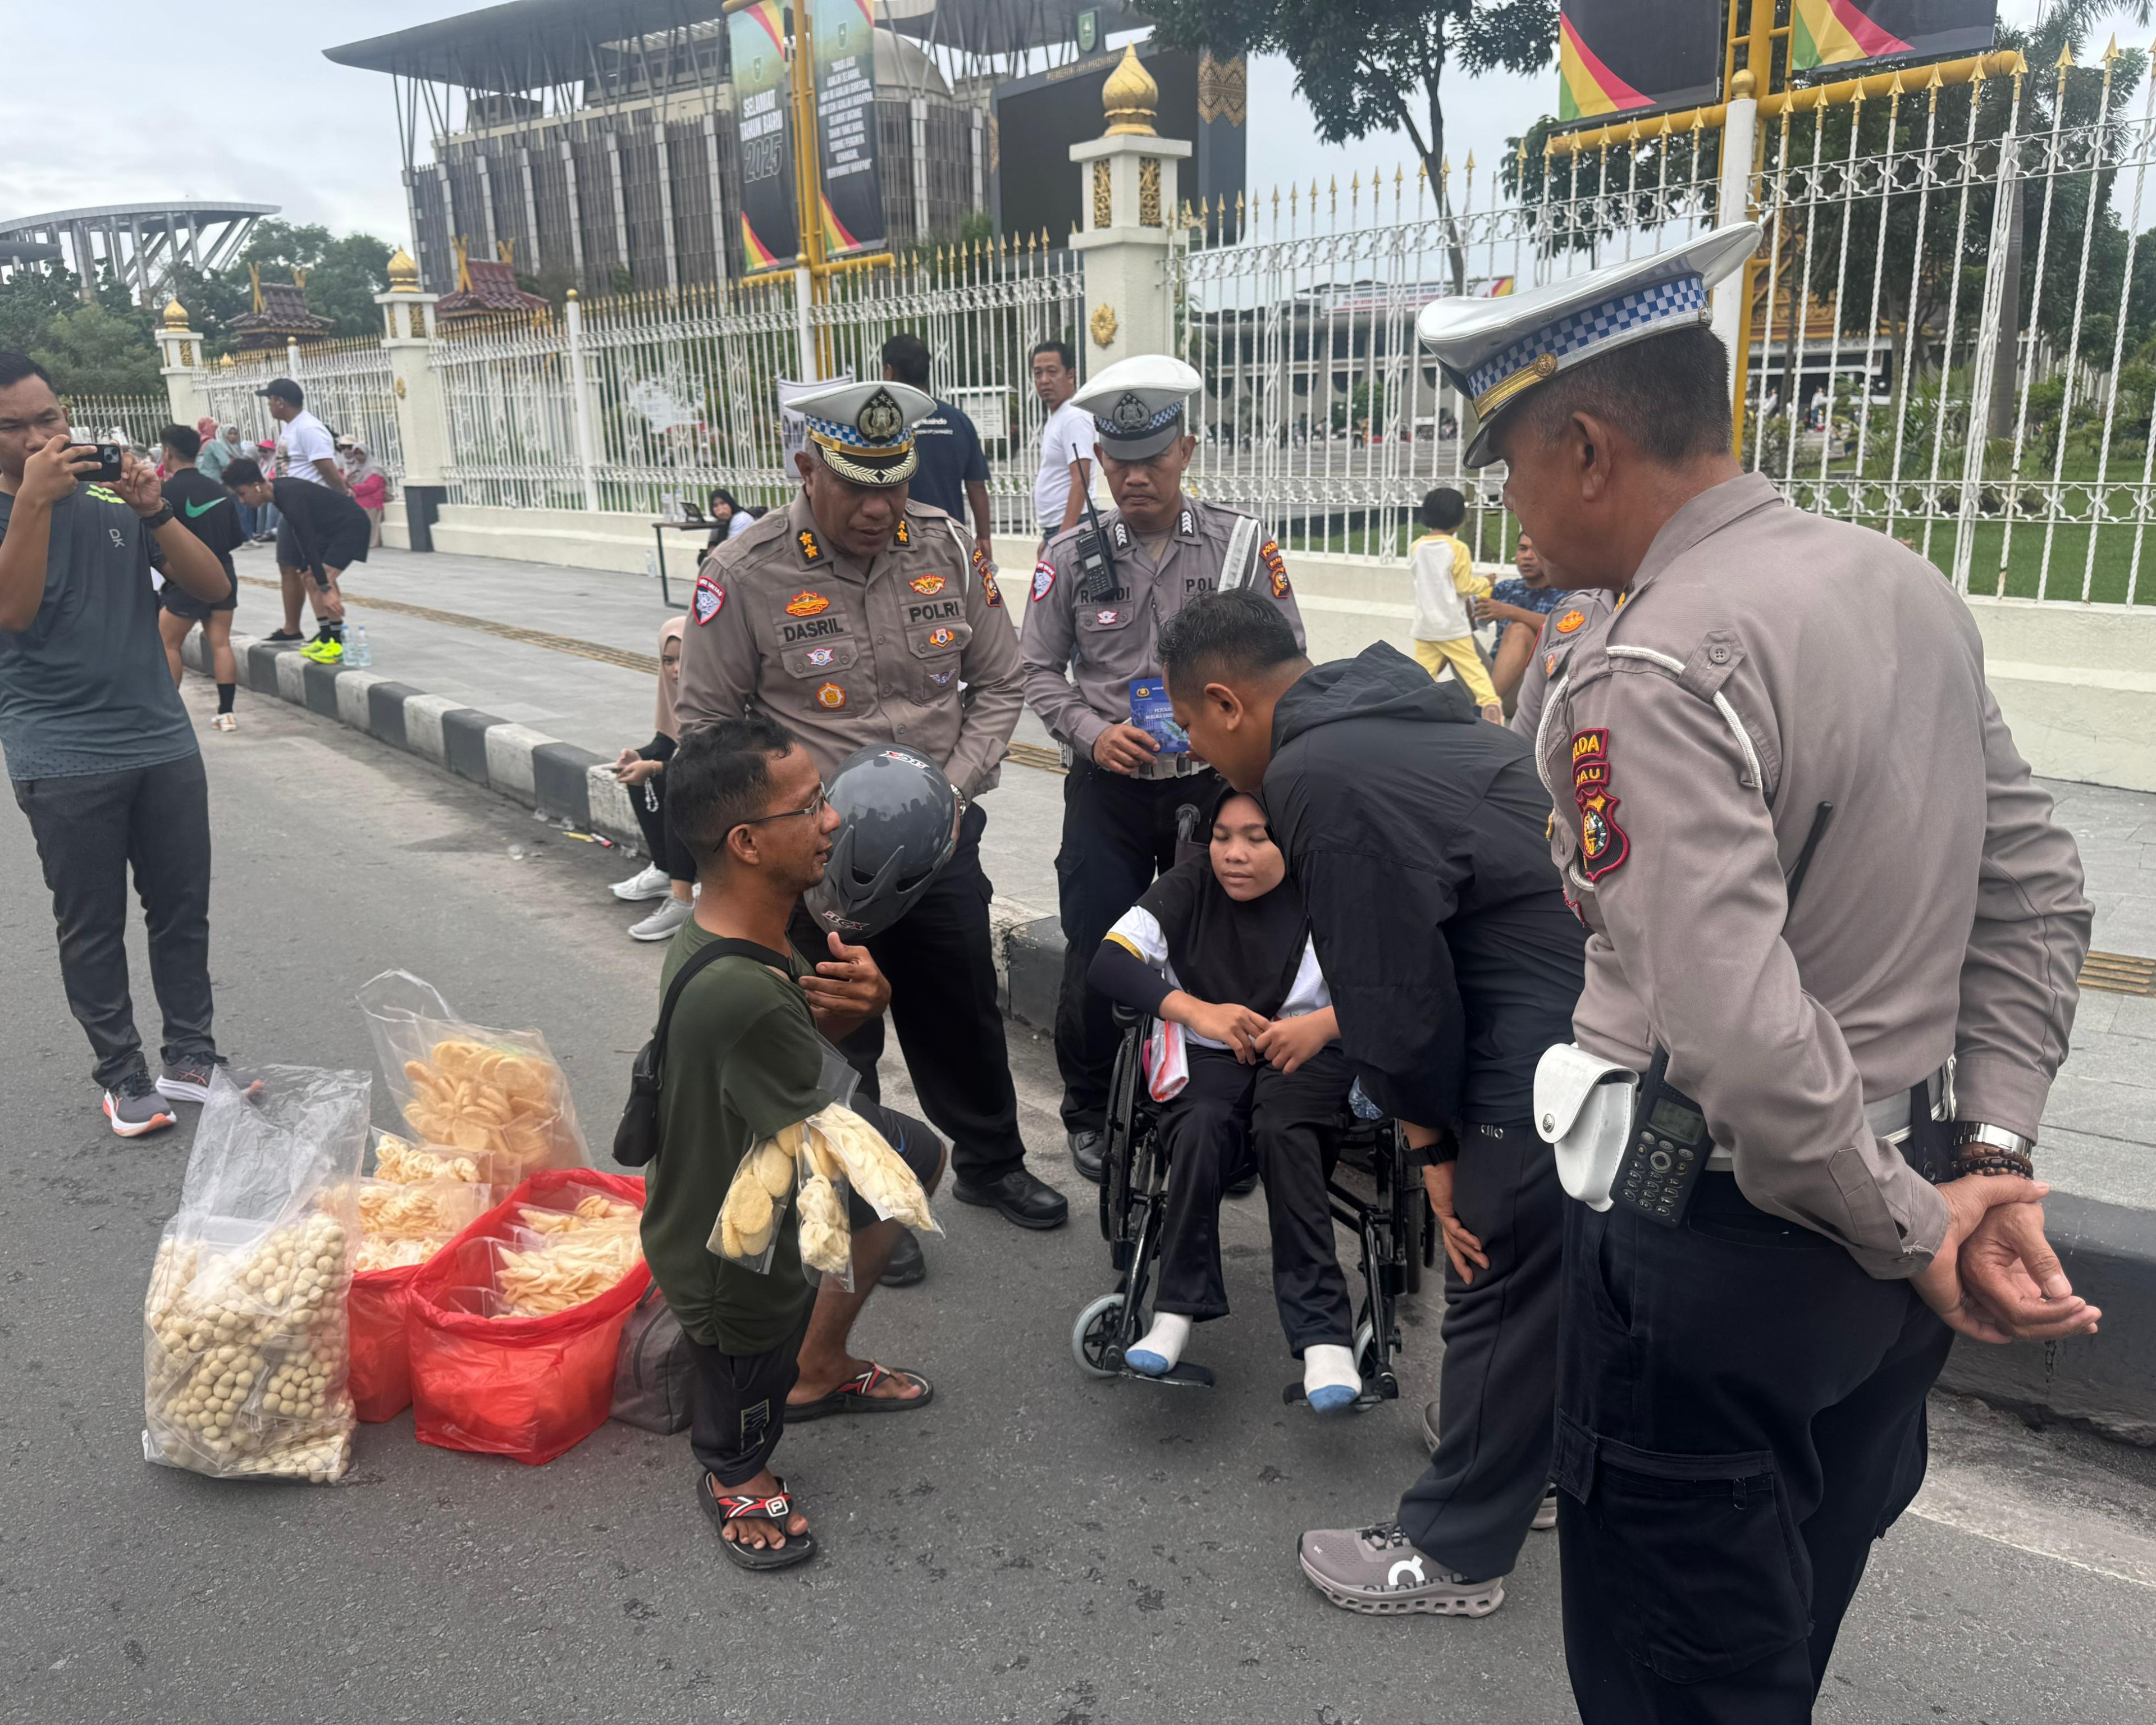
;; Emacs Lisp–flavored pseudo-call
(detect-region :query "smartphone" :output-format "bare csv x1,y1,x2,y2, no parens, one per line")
70,441,126,481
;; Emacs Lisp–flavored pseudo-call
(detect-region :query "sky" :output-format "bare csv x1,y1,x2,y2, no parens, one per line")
0,0,2118,252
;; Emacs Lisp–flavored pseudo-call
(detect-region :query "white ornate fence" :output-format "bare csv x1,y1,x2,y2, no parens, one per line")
204,341,405,484
61,393,172,445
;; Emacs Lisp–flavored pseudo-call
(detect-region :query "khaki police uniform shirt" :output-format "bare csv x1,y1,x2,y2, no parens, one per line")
1019,498,1307,756
1509,589,1617,745
673,493,1023,800
1534,473,2090,1277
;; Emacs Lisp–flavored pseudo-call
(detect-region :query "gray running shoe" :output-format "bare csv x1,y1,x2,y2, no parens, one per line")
157,1054,263,1105
104,1069,177,1138
1298,1521,1505,1617
611,861,670,902
629,896,695,942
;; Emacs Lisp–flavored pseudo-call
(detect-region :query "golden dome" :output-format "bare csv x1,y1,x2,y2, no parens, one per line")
1103,43,1158,137
386,246,421,290
161,297,189,330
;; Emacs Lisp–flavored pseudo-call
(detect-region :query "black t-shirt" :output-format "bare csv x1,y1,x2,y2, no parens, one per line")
161,468,244,575
908,398,987,522
270,475,368,558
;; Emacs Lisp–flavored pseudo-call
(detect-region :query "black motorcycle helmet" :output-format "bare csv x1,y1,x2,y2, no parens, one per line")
802,744,960,939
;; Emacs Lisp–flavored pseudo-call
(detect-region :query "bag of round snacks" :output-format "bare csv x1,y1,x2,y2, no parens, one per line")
357,970,590,1174
143,1066,371,1484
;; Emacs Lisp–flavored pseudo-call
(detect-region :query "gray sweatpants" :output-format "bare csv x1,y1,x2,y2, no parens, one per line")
1396,1119,1564,1580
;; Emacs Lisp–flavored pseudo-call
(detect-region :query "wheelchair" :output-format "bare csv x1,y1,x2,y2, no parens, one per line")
1070,1003,1429,1406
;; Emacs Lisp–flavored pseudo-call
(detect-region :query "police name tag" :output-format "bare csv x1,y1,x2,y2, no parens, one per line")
1129,681,1189,755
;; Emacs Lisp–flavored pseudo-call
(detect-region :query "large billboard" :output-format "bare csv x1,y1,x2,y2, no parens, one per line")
728,0,799,270
1558,0,1721,122
1789,1,1995,74
814,0,884,256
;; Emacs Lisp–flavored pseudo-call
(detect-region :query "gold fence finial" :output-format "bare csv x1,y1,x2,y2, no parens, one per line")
2057,40,2075,70
1102,43,1159,136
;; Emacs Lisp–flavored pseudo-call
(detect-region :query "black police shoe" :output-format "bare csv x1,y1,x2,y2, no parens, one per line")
953,1167,1070,1230
1068,1129,1106,1184
879,1229,926,1288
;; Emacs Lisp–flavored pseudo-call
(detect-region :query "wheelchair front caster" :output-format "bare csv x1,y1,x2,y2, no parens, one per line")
1072,1292,1126,1379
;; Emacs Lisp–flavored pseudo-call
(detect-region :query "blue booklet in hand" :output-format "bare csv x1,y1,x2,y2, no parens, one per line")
1129,680,1190,754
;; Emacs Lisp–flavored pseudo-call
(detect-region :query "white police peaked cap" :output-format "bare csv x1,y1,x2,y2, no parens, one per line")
1418,221,1761,468
790,378,937,486
1074,353,1204,460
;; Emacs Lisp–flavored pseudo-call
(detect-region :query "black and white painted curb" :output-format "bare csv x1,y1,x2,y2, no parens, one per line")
186,631,645,845
186,634,2156,1444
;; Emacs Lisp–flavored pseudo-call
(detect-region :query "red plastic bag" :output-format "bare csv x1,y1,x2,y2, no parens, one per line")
349,1266,421,1423
406,1170,649,1465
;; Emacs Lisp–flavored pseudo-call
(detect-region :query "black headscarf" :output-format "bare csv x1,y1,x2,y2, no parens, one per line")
1134,784,1310,1016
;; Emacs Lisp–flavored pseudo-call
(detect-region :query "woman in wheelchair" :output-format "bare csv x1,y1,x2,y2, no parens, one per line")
1086,788,1366,1412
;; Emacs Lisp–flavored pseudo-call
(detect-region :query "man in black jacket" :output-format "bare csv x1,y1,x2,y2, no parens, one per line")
1159,589,1586,1621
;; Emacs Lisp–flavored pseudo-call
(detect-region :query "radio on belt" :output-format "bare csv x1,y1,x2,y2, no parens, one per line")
1612,1051,1709,1226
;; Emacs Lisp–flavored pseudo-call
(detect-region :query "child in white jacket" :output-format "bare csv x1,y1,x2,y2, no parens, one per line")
1408,487,1501,720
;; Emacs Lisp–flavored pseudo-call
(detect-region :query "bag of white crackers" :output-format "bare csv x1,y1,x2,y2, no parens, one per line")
143,1067,371,1484
357,970,590,1175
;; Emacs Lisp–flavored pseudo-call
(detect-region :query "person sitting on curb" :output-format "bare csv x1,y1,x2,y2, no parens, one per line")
641,714,940,1570
610,617,699,943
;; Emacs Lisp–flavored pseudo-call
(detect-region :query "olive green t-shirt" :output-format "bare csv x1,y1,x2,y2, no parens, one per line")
643,922,832,1353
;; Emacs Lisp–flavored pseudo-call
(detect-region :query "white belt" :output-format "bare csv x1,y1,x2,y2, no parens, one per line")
1700,1070,1946,1171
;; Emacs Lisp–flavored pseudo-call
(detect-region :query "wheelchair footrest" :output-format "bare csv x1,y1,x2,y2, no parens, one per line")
1282,1375,1399,1410
1123,1360,1214,1389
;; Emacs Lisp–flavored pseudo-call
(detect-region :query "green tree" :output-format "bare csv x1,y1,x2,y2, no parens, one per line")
31,304,163,395
1145,0,1557,287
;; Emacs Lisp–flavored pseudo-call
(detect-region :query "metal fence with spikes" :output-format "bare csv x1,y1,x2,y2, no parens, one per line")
204,340,405,484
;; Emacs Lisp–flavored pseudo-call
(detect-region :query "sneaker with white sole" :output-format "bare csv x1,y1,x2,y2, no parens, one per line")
611,861,671,902
104,1069,177,1138
629,896,695,942
1299,1521,1505,1617
211,712,237,733
156,1054,264,1105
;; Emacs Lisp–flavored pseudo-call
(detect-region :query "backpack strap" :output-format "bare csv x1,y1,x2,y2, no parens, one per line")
648,938,779,1083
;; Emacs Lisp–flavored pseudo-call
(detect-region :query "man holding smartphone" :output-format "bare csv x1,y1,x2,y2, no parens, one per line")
0,351,256,1136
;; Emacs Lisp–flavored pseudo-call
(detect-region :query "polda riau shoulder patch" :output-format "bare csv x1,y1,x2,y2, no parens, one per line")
1571,728,1629,880
1262,539,1290,599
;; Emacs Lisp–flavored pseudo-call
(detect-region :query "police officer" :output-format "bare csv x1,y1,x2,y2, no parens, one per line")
1422,226,2100,1718
1020,354,1306,1180
675,379,1067,1234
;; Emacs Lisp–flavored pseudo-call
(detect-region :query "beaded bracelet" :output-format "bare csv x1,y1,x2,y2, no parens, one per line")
1951,1150,2035,1181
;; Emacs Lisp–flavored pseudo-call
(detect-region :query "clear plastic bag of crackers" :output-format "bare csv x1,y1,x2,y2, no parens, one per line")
357,970,590,1177
142,1066,371,1484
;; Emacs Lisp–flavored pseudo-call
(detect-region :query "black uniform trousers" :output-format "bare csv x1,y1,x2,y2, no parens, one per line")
1397,1120,1564,1581
1054,761,1213,1135
1154,1044,1355,1351
1555,1172,1953,1723
13,754,217,1088
788,802,1028,1186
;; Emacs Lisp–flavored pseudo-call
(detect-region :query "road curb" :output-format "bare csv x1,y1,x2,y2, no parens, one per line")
185,631,625,845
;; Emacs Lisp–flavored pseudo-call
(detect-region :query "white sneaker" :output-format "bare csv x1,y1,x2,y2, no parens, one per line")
629,896,695,942
611,862,670,902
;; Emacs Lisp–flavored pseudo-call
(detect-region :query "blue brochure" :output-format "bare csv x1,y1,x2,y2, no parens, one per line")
1129,680,1190,754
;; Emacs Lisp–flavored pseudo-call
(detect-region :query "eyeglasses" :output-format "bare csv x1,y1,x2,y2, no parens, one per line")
733,784,829,833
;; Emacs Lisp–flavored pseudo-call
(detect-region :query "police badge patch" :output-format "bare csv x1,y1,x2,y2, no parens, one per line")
860,388,905,445
692,573,725,626
1032,561,1056,603
816,682,847,710
910,573,946,595
1570,728,1629,881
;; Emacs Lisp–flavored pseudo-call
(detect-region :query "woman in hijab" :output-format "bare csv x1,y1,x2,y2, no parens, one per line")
704,487,753,549
345,445,389,545
608,617,698,941
1086,786,1363,1411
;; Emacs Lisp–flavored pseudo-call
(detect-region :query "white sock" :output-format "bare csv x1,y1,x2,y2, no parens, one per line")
1129,1312,1191,1370
1303,1343,1361,1403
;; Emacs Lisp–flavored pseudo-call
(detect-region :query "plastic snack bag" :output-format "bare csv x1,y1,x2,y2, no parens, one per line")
357,970,590,1175
143,1067,370,1482
792,1128,854,1292
709,1137,797,1272
799,1103,939,1233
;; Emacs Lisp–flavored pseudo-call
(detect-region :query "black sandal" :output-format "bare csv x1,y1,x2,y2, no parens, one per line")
700,1472,818,1571
785,1362,934,1422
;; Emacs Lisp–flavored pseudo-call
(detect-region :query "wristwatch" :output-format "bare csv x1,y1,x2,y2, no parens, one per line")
138,501,175,530
1952,1122,2035,1158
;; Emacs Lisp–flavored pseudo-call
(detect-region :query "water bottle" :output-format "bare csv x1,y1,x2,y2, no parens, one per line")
343,624,371,668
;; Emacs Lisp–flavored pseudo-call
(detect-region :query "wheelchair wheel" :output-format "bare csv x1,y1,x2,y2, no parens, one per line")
1353,1318,1399,1400
1072,1293,1126,1379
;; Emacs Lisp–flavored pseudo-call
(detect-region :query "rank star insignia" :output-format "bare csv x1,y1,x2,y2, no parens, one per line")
1555,608,1587,635
815,682,847,709
893,517,911,546
927,627,956,649
785,590,831,617
1031,561,1056,603
796,529,823,563
693,574,725,625
1570,729,1629,880
910,574,946,595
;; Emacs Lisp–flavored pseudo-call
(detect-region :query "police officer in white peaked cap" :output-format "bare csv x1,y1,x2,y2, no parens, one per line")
677,375,1071,1242
1411,221,2098,1715
1019,352,1305,1181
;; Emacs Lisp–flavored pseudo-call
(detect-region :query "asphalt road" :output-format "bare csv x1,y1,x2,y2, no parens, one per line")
3,685,2154,1725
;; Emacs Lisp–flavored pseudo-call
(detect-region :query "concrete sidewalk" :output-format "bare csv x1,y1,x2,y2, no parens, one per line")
200,539,2156,1438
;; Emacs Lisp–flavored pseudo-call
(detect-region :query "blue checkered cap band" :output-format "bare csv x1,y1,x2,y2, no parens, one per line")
1093,399,1184,440
1465,275,1708,407
804,412,910,456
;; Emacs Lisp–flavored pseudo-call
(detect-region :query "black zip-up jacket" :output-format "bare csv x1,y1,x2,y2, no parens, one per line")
1263,642,1587,1128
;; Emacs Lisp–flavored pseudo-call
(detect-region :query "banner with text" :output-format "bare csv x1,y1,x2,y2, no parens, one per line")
814,0,885,255
1558,0,1721,121
728,0,800,270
